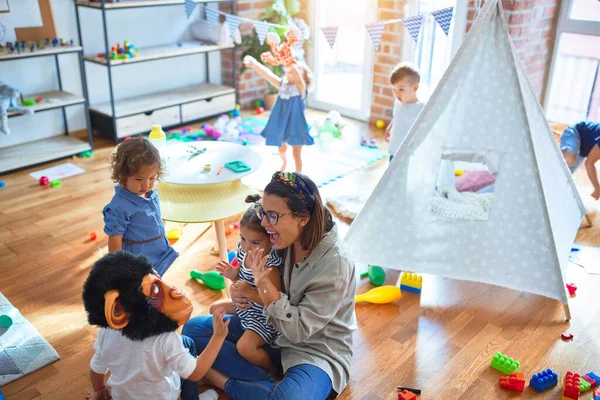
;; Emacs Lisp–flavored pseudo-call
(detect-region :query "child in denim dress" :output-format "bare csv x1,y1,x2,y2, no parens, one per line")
103,137,178,277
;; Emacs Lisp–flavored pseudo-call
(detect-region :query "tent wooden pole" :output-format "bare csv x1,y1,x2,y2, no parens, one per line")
563,303,571,320
584,213,593,227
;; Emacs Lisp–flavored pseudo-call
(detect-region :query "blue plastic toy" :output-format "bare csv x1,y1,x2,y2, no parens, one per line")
228,250,236,263
529,369,558,393
232,109,241,117
0,181,5,188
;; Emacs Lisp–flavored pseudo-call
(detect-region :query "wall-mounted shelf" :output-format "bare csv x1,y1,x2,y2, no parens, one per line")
76,0,231,10
0,46,83,61
83,41,234,66
8,91,85,116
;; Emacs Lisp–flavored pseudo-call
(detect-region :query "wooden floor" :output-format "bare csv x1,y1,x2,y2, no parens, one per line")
1,119,600,400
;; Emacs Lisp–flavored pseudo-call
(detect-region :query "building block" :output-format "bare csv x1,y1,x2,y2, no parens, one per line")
564,371,581,399
594,388,600,400
530,369,558,393
566,283,577,296
499,372,525,391
586,372,600,387
583,374,597,387
582,377,592,392
491,352,520,375
397,390,417,400
400,285,422,294
400,272,422,290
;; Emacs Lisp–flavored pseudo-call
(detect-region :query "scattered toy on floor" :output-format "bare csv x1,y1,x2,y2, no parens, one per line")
400,272,422,294
499,372,525,392
566,283,577,296
50,180,61,188
530,369,558,393
190,270,226,290
396,386,421,395
376,119,385,129
490,352,520,374
78,150,94,158
89,232,97,241
584,372,600,388
255,106,265,115
39,176,50,186
0,314,12,328
561,332,574,341
166,227,182,243
0,181,5,188
397,390,416,400
355,285,401,304
360,265,385,286
563,371,580,400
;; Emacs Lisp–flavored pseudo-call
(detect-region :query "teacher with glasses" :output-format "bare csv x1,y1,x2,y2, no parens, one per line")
183,172,357,400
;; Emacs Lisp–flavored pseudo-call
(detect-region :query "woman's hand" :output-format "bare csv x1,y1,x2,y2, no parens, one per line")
216,260,238,281
230,280,251,310
245,248,271,288
243,55,258,69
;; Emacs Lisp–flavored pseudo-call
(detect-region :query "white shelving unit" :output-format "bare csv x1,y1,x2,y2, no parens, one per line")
0,47,93,174
75,0,238,143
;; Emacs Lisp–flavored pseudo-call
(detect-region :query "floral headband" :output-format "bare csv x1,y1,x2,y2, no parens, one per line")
272,172,316,210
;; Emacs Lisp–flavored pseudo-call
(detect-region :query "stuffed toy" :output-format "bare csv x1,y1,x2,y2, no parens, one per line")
0,82,34,135
260,29,300,68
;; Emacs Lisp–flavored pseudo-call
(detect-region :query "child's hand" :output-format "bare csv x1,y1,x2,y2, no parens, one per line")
216,260,238,281
385,123,392,142
85,387,111,400
232,280,253,297
230,280,251,310
243,55,257,69
212,311,230,339
592,188,600,200
245,248,271,288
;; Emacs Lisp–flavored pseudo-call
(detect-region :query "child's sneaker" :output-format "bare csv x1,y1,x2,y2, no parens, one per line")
361,137,378,148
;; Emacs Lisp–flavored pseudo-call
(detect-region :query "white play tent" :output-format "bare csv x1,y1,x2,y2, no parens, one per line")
345,0,586,317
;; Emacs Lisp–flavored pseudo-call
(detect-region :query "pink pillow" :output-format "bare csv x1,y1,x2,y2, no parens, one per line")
455,170,496,192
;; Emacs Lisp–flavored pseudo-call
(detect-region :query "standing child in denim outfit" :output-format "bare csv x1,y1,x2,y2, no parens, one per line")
103,137,178,276
560,121,600,199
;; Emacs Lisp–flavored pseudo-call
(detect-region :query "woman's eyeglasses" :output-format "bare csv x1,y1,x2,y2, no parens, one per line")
254,204,295,226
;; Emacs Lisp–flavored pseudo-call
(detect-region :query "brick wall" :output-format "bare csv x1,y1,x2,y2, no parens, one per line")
369,0,408,125
466,0,559,101
369,0,559,125
220,0,310,109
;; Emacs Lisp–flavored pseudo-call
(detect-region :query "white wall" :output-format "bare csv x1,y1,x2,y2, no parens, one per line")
0,0,221,148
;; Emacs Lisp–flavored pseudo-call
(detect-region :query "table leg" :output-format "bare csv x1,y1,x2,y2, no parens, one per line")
214,220,231,297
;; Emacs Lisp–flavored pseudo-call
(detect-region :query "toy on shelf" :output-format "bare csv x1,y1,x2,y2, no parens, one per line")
190,270,226,290
566,283,577,296
490,352,520,375
499,372,525,392
355,285,401,304
0,83,34,135
397,390,416,400
39,176,50,186
400,272,422,294
4,38,74,54
97,40,139,60
563,371,580,400
530,369,558,392
359,265,385,286
22,98,36,106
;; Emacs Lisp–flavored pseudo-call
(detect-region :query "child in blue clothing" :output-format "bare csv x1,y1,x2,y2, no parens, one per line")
103,137,178,277
243,54,314,173
209,194,282,375
560,121,600,200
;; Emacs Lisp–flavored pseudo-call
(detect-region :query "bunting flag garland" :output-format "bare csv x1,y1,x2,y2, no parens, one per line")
401,14,424,42
184,0,196,19
226,14,242,38
432,7,454,35
254,21,269,45
320,26,339,49
365,22,385,50
205,7,220,26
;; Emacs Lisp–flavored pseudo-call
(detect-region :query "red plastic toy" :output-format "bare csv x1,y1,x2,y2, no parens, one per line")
39,176,50,186
89,232,97,241
566,283,577,296
256,106,265,115
397,390,417,400
561,332,574,341
499,372,525,392
564,371,581,399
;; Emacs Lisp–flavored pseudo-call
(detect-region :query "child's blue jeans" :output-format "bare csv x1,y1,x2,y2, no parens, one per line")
182,314,334,399
181,335,200,400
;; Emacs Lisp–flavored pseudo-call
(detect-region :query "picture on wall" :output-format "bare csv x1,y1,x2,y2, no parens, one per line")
0,0,9,13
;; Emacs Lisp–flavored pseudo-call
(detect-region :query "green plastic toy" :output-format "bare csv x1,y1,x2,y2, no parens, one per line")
0,314,12,328
78,150,94,158
22,98,36,106
491,352,520,374
190,270,226,290
50,180,61,188
224,161,251,173
360,265,385,286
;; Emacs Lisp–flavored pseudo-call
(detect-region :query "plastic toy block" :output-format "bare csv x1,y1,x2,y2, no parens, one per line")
530,369,558,392
50,180,61,188
490,352,520,374
584,375,597,387
400,285,422,294
594,388,600,399
587,372,600,387
582,377,592,392
0,181,5,188
499,372,525,391
561,332,574,341
564,371,581,399
397,390,417,400
566,283,577,296
400,272,422,290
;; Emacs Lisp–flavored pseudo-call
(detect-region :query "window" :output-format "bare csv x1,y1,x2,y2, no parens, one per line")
431,149,500,221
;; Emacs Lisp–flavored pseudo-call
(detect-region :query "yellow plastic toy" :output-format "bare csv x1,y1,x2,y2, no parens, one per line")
355,285,401,304
375,119,385,129
166,226,182,244
454,169,464,176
